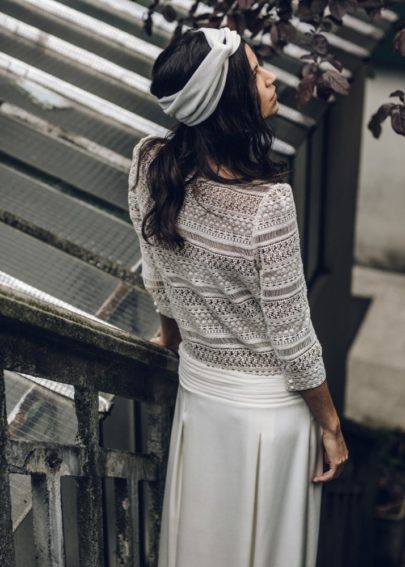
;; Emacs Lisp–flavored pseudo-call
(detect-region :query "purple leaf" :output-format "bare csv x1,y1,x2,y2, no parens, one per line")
390,90,405,104
320,68,350,95
329,0,358,20
270,22,279,45
364,6,382,20
313,33,329,55
212,1,227,10
376,103,394,121
237,0,255,9
189,0,200,15
302,62,318,77
296,2,313,22
393,28,405,57
391,106,405,137
227,13,247,34
310,0,328,16
144,12,153,36
329,0,345,21
300,52,317,61
324,53,344,72
162,4,177,22
194,12,216,22
296,73,317,106
205,14,223,27
245,10,263,36
367,103,395,138
316,81,333,101
319,17,334,32
277,0,293,21
278,21,296,42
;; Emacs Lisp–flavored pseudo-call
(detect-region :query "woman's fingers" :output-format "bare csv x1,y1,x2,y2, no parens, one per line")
149,335,180,355
311,427,350,484
312,456,348,483
313,465,340,483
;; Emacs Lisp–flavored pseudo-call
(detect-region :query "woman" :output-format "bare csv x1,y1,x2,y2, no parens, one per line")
128,27,348,567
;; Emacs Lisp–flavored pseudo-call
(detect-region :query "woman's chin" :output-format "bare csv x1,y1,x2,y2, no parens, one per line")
265,105,279,118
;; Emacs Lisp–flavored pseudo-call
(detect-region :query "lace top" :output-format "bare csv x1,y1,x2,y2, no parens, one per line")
128,135,326,391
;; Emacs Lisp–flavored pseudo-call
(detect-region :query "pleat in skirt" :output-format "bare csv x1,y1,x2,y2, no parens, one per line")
158,342,324,567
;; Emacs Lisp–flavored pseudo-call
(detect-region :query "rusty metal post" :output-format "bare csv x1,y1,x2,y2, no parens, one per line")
143,402,174,567
74,385,105,567
0,367,16,567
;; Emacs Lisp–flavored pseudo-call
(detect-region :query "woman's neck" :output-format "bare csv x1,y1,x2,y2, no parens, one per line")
207,159,238,180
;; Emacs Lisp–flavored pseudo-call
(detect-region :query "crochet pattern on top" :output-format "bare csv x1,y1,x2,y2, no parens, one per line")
128,135,326,392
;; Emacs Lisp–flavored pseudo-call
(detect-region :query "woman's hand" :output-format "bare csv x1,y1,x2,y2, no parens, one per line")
298,381,349,484
149,335,180,355
149,336,165,347
149,314,182,356
312,426,349,483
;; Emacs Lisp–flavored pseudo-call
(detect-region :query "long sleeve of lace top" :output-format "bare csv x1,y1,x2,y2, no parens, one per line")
252,183,327,391
128,138,173,318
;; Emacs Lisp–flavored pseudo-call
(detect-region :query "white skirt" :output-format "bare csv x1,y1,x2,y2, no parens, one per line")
158,343,324,567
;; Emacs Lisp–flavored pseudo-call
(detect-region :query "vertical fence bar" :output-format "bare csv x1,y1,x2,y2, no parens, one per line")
129,476,142,567
0,367,16,567
74,385,104,567
143,402,174,567
31,471,66,567
114,477,135,567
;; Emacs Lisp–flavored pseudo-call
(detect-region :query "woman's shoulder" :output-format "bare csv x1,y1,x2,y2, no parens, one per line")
254,181,294,212
252,182,296,235
258,181,293,200
129,135,165,191
131,134,165,167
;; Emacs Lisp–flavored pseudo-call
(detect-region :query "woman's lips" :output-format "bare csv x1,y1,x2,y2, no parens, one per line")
271,92,277,101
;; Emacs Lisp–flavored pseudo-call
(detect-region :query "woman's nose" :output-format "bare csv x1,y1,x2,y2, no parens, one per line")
265,70,277,85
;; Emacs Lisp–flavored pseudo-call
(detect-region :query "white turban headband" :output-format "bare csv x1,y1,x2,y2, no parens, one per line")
157,27,241,127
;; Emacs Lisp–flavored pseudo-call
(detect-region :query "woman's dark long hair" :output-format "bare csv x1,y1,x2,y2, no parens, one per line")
138,29,287,250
